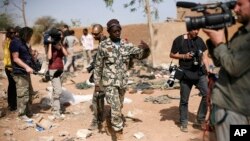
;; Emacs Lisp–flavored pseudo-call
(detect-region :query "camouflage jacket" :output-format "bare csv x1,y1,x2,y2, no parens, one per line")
94,38,150,88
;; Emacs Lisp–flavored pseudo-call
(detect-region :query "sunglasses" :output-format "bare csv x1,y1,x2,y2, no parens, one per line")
92,32,100,36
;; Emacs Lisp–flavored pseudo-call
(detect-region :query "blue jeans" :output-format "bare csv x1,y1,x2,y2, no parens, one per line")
179,75,208,126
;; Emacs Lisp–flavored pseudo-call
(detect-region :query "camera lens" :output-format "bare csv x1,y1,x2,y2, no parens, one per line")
185,16,206,31
167,79,174,87
185,13,235,31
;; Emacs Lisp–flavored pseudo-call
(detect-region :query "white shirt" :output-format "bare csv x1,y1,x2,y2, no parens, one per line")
81,34,94,50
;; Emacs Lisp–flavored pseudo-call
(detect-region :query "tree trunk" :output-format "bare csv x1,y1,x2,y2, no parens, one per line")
145,0,155,67
22,0,27,26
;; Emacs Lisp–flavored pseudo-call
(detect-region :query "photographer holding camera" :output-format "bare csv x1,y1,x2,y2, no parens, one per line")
170,29,210,132
203,0,250,140
47,28,68,119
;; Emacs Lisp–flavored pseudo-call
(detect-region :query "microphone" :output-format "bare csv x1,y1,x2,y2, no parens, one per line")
176,1,198,8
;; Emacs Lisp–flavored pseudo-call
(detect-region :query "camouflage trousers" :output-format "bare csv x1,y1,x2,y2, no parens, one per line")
91,90,105,123
104,86,126,131
49,70,63,115
13,74,32,116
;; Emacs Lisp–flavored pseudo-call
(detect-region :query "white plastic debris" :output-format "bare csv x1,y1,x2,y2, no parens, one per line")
133,132,145,139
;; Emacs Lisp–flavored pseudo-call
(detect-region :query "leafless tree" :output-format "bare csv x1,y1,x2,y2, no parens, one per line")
3,0,27,26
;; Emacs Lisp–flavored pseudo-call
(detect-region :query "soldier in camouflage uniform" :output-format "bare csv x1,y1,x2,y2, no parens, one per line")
88,24,107,130
94,19,150,139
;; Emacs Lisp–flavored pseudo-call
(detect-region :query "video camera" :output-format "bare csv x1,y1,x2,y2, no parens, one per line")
44,28,62,45
176,0,237,31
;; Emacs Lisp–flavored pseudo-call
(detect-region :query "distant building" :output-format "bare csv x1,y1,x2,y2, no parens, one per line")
175,7,220,22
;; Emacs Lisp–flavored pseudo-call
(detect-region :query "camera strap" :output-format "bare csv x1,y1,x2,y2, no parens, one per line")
224,27,230,49
184,35,199,53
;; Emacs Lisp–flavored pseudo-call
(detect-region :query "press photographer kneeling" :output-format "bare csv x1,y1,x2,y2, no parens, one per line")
169,29,210,132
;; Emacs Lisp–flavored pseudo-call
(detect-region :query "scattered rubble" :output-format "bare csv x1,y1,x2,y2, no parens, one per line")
76,129,92,139
144,95,172,104
133,132,145,139
58,131,70,137
4,129,13,136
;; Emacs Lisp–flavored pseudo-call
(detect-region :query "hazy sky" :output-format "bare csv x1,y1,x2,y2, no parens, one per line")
2,0,229,27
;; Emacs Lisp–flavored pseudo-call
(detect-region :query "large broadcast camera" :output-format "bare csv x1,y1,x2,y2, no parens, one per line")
177,0,237,31
43,27,62,45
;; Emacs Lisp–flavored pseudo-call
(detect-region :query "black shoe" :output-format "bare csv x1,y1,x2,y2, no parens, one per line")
180,125,188,132
41,78,50,82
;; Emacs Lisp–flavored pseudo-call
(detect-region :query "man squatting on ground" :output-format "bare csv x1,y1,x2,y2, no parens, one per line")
94,19,150,139
203,0,250,140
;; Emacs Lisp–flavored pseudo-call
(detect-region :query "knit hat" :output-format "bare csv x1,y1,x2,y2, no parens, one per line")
107,19,121,31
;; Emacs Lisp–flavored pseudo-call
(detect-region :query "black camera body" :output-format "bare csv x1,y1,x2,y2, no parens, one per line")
190,50,202,66
167,65,184,87
177,1,237,31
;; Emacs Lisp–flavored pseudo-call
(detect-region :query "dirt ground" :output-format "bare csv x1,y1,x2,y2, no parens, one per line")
0,21,239,141
0,65,215,141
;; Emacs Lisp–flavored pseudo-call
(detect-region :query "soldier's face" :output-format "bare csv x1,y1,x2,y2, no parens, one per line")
109,26,121,42
92,32,101,40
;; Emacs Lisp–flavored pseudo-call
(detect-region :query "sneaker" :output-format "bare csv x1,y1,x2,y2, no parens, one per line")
180,125,188,132
88,120,98,131
18,115,33,122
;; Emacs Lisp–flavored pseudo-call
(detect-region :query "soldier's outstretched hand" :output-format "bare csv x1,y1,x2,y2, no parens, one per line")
138,40,149,49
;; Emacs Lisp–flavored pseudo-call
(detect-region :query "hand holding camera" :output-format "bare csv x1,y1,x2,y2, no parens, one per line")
190,50,203,66
203,29,225,47
183,52,193,60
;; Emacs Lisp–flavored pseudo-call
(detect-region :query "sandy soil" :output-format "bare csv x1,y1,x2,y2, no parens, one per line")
0,67,215,141
0,21,238,141
0,51,215,141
